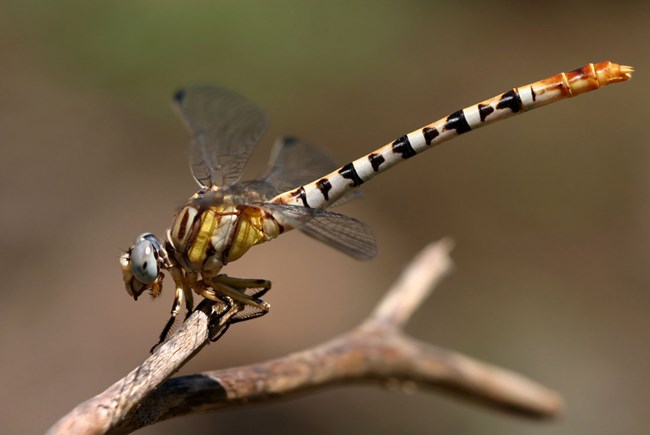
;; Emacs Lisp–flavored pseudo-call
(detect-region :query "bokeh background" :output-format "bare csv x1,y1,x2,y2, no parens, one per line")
1,1,648,434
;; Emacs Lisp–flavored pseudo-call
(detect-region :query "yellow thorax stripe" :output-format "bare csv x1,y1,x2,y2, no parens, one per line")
188,210,217,263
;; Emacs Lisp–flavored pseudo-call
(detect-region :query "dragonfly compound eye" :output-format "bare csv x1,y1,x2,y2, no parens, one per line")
130,238,160,284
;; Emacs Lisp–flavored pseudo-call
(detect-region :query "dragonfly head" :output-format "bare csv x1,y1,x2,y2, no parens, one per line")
120,233,169,300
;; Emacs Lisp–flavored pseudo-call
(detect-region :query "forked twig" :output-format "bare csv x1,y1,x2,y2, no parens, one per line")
48,239,564,434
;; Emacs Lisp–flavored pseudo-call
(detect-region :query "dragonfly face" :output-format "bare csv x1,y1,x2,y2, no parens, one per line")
120,233,169,300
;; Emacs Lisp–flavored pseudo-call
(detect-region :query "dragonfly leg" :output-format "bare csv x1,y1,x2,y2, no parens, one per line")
201,274,271,324
151,267,193,352
179,271,195,320
154,287,184,349
207,294,235,342
213,274,272,300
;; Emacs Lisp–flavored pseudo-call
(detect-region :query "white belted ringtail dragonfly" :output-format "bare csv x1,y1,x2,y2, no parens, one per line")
120,61,632,347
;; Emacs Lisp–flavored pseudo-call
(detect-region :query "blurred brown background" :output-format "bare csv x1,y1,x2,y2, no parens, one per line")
1,1,648,434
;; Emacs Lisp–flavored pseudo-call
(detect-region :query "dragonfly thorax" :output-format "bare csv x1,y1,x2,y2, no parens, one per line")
168,192,282,274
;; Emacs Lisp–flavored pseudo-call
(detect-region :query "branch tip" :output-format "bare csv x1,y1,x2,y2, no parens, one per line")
368,238,454,327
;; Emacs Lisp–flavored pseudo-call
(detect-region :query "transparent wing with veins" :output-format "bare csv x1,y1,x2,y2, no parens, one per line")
172,92,377,259
259,136,362,204
173,85,269,188
264,203,377,260
258,137,377,260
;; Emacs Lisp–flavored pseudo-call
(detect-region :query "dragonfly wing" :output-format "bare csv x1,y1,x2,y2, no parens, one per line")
261,136,363,204
327,189,363,207
261,136,338,192
300,211,377,260
265,203,377,260
173,85,269,188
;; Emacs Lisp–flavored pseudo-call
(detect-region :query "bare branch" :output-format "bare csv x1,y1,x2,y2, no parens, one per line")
47,301,238,435
366,237,454,327
48,240,564,435
119,328,562,433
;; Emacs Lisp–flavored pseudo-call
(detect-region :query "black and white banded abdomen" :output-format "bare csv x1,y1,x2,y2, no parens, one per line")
272,61,632,210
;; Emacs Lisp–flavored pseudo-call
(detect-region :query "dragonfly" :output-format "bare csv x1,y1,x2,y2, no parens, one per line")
120,61,632,347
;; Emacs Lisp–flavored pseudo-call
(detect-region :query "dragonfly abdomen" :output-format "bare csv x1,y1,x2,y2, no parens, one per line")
272,61,632,210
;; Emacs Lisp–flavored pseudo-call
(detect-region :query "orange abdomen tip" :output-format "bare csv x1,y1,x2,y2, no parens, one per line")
594,61,634,84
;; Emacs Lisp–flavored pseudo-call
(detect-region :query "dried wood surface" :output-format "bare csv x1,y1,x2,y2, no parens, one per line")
48,239,563,434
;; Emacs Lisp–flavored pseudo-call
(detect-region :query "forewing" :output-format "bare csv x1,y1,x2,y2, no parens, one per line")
261,136,363,203
265,203,377,260
173,85,269,188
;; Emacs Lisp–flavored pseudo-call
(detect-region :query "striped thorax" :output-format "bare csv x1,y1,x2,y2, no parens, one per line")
169,187,282,273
